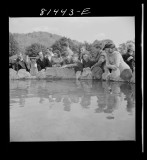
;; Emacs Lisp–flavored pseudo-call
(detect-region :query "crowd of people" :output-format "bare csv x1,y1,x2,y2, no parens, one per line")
9,41,135,82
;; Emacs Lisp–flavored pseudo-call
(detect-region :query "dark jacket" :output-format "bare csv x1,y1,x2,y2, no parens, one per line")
82,59,96,68
36,57,52,71
15,58,29,71
122,53,135,72
73,61,83,72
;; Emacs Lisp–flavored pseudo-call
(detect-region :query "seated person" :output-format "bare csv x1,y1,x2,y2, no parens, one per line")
102,43,132,81
80,46,90,63
36,51,52,71
29,57,38,76
51,51,63,67
91,52,106,79
122,48,135,72
45,48,54,62
63,54,73,65
81,53,96,68
15,52,29,72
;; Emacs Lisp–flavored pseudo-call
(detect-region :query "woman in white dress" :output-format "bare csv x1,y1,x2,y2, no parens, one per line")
102,43,132,81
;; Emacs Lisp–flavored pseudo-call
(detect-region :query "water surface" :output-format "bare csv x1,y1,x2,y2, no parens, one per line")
10,79,135,141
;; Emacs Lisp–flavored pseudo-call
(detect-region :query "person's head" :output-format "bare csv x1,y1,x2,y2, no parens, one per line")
17,52,23,60
47,47,52,52
98,51,106,63
53,52,58,58
30,58,36,63
127,49,134,56
103,43,116,54
38,51,43,59
54,50,60,58
82,53,89,61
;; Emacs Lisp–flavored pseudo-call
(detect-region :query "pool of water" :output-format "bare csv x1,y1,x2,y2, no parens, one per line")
9,79,135,141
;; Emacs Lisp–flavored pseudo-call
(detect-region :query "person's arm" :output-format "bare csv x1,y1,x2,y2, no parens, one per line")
61,63,77,68
106,52,119,70
114,52,121,68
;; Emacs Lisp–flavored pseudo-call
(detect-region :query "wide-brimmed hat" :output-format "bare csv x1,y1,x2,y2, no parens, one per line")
103,43,115,50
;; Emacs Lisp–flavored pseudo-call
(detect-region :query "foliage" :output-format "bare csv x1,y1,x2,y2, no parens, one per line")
12,31,62,54
9,32,19,56
118,40,135,55
51,37,81,57
25,43,47,57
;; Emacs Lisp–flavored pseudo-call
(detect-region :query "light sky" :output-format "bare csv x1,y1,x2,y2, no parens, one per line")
9,17,135,47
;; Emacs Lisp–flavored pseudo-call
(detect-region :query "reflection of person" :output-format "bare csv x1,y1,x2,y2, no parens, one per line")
52,94,62,102
69,94,79,103
80,94,91,108
120,83,135,114
63,96,71,111
102,81,121,114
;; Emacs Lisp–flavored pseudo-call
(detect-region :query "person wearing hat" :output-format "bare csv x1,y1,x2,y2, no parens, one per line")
103,43,132,81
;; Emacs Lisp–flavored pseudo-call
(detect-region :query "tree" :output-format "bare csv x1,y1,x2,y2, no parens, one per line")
51,37,81,57
9,32,19,57
25,43,47,57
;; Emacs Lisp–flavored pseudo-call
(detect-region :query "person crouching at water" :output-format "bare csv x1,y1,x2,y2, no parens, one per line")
36,51,52,71
91,52,107,79
102,43,132,82
61,54,83,79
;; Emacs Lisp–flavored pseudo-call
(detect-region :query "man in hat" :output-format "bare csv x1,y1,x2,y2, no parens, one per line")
103,43,132,81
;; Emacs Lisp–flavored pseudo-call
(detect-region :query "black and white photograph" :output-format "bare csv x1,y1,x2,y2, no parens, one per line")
9,15,139,142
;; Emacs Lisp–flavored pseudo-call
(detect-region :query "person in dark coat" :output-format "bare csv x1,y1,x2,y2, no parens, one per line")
122,49,135,72
36,52,52,71
82,53,96,68
15,53,30,72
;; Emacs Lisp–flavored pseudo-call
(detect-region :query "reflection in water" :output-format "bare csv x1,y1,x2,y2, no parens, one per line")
10,79,135,141
10,79,135,115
